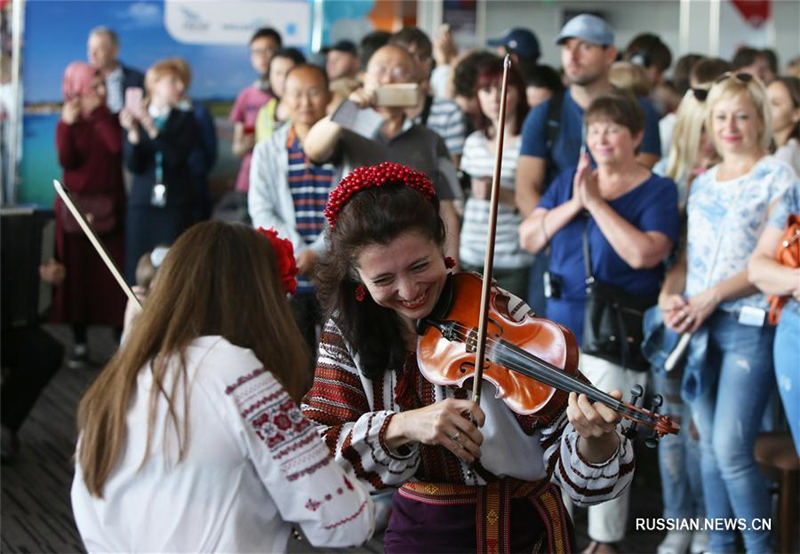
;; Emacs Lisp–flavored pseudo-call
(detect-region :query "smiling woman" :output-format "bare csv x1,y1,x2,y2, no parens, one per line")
303,161,638,553
658,71,799,554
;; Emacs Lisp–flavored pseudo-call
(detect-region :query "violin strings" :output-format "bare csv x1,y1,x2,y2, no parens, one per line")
429,320,658,425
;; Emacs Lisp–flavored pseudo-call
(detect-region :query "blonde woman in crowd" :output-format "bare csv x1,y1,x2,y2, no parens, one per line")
71,221,374,553
660,72,798,553
656,88,719,206
650,86,716,554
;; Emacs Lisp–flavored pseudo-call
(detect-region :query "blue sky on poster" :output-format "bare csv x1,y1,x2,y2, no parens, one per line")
23,0,310,103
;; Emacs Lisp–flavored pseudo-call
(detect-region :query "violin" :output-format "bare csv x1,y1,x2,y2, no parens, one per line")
414,55,677,442
417,272,680,439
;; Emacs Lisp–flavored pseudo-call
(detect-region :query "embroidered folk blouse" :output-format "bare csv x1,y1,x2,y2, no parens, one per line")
71,336,373,553
302,294,634,505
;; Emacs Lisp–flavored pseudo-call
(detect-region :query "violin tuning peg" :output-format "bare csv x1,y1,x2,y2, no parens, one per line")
630,384,644,398
651,394,663,408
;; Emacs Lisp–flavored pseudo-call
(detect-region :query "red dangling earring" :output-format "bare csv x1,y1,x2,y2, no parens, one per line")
355,284,367,302
444,256,456,270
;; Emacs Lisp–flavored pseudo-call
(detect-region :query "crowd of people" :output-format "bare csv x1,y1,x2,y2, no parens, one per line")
3,12,799,554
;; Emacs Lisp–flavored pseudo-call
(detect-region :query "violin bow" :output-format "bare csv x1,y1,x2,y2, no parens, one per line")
470,55,512,407
52,179,142,308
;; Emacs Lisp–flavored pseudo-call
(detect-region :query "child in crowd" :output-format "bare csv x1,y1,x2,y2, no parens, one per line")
123,245,169,333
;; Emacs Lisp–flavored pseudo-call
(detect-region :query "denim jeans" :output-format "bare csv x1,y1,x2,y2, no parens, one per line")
688,310,775,553
774,307,800,454
651,367,705,520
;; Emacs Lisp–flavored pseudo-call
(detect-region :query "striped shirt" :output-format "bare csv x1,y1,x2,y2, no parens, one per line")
413,96,467,157
459,131,532,268
286,127,335,293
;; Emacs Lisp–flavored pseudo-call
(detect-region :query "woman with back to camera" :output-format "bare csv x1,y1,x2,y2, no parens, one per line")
54,61,127,367
119,59,197,284
660,72,798,553
71,221,374,553
459,57,532,298
518,90,680,554
303,161,635,553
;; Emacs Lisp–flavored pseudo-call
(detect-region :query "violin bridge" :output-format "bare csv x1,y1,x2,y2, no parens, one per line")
465,328,478,353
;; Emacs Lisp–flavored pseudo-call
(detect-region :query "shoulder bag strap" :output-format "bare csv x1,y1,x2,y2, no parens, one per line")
582,213,594,287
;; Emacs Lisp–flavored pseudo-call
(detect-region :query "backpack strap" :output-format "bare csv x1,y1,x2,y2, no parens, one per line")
543,91,564,189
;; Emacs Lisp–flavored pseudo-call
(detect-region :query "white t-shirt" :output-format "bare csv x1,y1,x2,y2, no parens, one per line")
459,131,532,268
71,336,373,553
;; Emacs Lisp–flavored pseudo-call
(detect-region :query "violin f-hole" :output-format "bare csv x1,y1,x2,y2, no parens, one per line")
459,360,490,374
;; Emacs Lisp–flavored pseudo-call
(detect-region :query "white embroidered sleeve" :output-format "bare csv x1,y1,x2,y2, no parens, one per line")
225,367,374,547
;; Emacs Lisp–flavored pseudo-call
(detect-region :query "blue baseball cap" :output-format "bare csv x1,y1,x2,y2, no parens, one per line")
488,28,541,60
556,14,614,46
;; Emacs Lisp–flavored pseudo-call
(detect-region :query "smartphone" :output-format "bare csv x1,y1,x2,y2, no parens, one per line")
374,84,420,108
124,87,144,117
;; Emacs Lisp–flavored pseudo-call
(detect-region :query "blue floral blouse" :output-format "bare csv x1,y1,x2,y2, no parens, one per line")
686,156,799,313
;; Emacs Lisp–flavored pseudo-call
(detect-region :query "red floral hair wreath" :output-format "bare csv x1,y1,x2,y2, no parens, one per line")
324,162,436,229
257,227,298,296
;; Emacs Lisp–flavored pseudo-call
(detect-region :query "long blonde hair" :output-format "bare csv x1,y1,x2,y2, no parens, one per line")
77,221,311,497
666,91,715,184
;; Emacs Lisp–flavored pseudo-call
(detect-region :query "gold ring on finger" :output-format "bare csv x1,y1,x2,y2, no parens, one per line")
451,431,461,442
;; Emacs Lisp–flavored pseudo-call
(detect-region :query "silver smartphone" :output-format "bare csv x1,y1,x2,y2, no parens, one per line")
374,84,420,108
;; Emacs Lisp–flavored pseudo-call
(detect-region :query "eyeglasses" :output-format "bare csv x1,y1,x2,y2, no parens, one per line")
715,71,755,85
367,65,413,81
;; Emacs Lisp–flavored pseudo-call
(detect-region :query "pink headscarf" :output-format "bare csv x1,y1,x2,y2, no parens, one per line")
62,61,97,100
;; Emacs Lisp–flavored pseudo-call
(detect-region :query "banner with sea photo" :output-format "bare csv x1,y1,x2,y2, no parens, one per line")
20,0,311,206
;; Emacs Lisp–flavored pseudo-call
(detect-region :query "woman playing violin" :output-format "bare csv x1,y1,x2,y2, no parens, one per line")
302,162,634,553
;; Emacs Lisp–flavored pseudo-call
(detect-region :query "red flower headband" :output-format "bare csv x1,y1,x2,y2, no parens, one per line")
257,227,298,296
324,162,436,228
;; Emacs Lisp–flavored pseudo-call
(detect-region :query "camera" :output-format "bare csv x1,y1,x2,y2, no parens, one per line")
543,271,562,299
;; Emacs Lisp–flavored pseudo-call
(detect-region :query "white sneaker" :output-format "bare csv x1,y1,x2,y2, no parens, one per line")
657,530,693,554
690,530,709,554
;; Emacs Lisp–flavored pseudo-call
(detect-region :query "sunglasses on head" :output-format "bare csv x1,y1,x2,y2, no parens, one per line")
691,88,709,102
715,71,755,84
